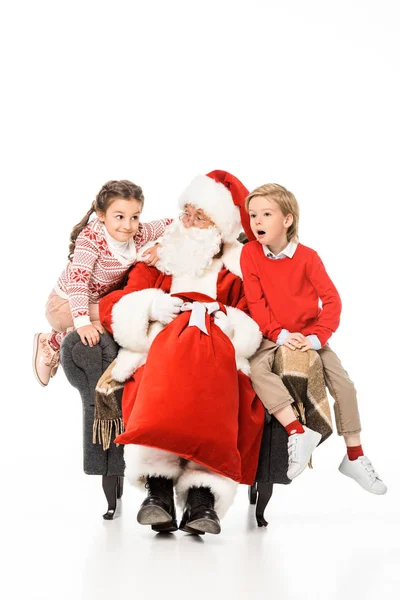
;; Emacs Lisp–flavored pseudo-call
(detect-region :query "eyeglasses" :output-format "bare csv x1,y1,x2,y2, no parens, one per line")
179,211,211,228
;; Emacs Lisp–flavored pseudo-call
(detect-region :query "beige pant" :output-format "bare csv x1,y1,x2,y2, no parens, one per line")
250,338,361,436
45,289,101,333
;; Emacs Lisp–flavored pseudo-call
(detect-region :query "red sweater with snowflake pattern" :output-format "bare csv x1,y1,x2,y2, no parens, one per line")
56,217,172,327
240,241,342,347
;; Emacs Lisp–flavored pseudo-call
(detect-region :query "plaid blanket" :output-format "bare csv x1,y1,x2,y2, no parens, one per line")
273,346,333,443
93,346,333,451
93,360,125,450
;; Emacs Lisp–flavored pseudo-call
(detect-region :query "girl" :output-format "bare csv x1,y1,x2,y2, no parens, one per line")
33,179,171,387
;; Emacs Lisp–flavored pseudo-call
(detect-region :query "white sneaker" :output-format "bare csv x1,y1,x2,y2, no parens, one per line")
287,426,322,480
338,455,387,495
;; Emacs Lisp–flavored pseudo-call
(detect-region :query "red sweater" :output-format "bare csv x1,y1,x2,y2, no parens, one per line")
240,241,342,347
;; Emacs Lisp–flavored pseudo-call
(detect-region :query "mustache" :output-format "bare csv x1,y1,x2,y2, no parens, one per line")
157,221,222,277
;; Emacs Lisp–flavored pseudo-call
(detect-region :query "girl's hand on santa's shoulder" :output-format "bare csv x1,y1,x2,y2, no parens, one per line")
142,243,160,267
77,323,102,347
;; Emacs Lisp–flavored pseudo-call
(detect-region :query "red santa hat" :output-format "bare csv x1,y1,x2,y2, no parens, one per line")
178,170,255,243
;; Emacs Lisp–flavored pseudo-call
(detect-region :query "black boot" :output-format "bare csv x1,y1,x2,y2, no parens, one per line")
137,476,178,532
179,486,221,535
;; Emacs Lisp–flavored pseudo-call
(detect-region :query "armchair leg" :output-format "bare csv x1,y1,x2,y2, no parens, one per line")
117,476,124,499
102,475,119,520
255,482,273,527
248,484,257,505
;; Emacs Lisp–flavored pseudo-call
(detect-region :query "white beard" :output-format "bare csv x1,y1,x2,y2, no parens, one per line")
157,221,222,278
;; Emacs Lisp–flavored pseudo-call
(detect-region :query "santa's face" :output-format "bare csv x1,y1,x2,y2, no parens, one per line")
179,204,217,230
157,211,222,277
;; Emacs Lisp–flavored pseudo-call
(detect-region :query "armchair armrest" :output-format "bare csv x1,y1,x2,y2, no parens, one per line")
60,330,124,477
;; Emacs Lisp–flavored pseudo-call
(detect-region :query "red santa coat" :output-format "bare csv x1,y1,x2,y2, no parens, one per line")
100,260,264,484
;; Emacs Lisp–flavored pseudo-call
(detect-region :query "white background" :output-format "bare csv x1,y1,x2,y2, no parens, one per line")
1,1,399,599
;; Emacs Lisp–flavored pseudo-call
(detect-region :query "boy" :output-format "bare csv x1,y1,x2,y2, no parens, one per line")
240,183,387,494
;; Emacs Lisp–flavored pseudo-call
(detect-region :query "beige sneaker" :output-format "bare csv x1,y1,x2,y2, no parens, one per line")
32,333,60,387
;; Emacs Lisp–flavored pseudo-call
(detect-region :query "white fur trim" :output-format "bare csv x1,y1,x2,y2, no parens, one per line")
112,349,147,382
175,462,238,519
225,306,262,374
111,288,166,353
170,258,222,297
178,175,241,243
221,241,243,278
124,445,183,489
235,356,251,376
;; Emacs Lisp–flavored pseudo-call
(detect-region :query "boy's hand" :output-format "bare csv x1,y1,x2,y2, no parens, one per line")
142,244,160,267
299,337,313,352
77,323,104,347
283,332,307,351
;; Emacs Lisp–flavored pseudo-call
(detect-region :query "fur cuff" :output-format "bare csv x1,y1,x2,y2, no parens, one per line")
225,306,262,374
111,288,166,353
236,356,251,376
175,464,238,519
124,445,183,489
112,349,147,382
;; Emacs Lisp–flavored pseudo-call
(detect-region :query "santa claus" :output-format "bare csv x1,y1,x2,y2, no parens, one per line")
99,170,264,535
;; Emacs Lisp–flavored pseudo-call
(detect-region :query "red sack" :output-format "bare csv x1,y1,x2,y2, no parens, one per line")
115,292,264,483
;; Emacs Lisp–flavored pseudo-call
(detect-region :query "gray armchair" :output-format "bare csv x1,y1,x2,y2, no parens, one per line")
60,330,330,525
60,330,124,519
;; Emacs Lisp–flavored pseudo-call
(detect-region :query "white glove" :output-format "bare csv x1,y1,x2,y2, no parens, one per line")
213,310,233,337
150,294,184,325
